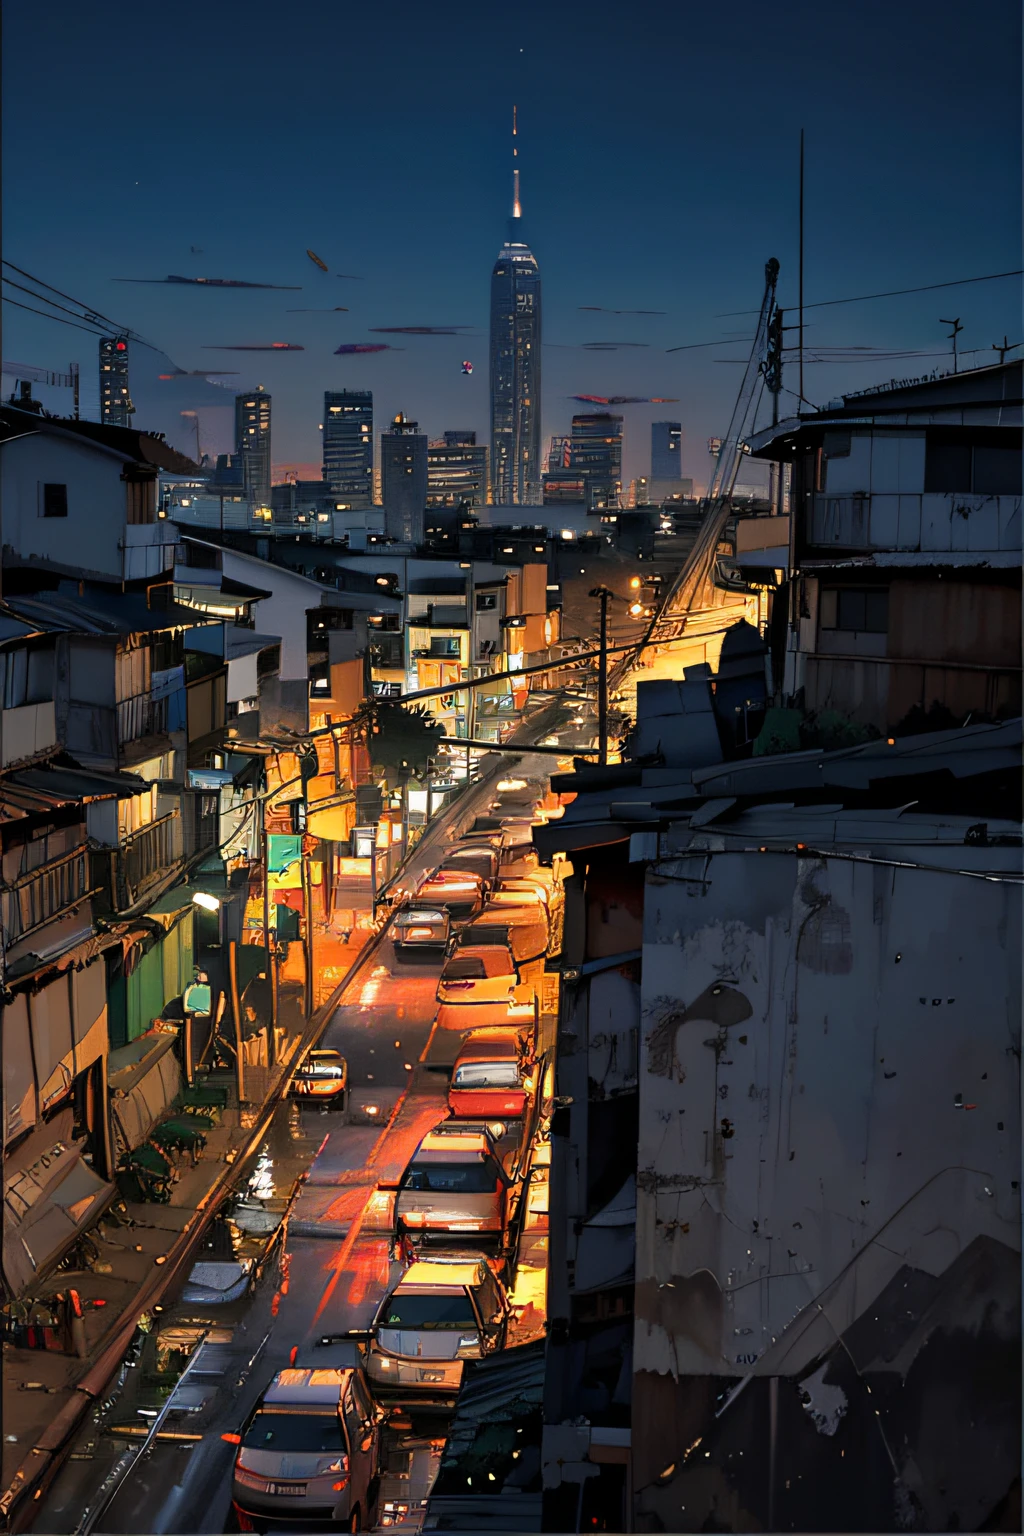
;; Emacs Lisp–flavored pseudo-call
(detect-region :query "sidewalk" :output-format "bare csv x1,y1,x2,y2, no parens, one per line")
0,895,380,1531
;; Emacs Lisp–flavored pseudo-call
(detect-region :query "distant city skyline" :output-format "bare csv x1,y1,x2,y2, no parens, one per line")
3,0,1019,491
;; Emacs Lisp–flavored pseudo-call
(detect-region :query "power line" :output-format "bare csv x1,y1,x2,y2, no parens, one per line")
2,260,141,341
2,277,116,335
1,295,111,339
717,267,1023,319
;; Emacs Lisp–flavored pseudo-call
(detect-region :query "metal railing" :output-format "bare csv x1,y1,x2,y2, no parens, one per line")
2,845,94,943
116,690,170,745
113,813,183,908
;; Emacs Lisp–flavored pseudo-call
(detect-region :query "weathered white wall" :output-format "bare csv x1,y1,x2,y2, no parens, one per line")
635,844,1021,1380
1,432,126,578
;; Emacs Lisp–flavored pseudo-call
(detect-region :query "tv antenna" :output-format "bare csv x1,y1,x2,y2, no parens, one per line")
991,335,1021,365
939,316,963,372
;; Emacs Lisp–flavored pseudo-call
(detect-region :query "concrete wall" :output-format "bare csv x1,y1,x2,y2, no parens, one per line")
632,841,1021,1531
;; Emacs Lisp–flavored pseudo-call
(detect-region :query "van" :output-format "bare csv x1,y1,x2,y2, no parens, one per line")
230,1366,382,1530
435,944,524,1031
415,871,485,924
393,906,450,953
448,1026,536,1121
439,846,499,886
394,1127,514,1247
360,1255,510,1408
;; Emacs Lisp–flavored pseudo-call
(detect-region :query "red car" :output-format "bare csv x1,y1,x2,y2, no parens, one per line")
448,1025,536,1120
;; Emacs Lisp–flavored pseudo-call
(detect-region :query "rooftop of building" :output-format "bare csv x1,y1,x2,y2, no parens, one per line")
0,405,200,473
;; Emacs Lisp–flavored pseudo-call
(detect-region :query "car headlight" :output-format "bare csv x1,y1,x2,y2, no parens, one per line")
376,1356,392,1369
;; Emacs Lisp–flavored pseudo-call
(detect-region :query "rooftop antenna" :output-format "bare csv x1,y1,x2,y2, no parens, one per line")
992,335,1021,365
940,316,963,373
512,104,521,219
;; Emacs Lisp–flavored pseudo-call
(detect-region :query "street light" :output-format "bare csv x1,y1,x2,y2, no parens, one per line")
192,892,220,912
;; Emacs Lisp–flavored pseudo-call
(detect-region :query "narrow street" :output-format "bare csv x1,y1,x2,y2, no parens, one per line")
33,740,570,1535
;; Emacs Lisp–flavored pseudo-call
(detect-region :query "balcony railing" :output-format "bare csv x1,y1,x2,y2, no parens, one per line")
117,690,170,745
2,846,94,944
113,813,184,909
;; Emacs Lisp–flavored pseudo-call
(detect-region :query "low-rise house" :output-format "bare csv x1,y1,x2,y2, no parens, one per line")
747,360,1022,732
534,681,1021,1533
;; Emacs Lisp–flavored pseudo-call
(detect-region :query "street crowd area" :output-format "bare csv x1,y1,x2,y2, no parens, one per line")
9,742,569,1536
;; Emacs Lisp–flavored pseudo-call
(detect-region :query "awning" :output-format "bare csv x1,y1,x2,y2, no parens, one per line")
109,1033,182,1158
3,1114,115,1297
533,821,631,860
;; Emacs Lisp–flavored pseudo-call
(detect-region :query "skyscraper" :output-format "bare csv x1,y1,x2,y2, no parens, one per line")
381,413,428,544
489,108,541,505
652,421,682,479
323,390,374,507
427,431,489,509
235,385,272,506
569,412,623,510
99,336,134,427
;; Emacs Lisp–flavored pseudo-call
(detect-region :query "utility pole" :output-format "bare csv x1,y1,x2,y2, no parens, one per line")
72,362,80,420
798,129,805,411
992,336,1021,365
260,807,277,1067
940,317,963,373
590,586,612,766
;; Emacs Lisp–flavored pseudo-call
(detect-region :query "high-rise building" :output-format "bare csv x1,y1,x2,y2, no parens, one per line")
489,109,542,505
99,337,134,427
547,436,570,471
235,385,272,506
381,413,428,544
569,412,623,510
652,421,682,479
427,431,489,509
323,389,374,507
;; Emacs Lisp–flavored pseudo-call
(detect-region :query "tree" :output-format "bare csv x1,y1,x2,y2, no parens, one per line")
367,700,444,789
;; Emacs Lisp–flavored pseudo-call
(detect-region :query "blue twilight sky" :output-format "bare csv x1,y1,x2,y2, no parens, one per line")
3,0,1020,491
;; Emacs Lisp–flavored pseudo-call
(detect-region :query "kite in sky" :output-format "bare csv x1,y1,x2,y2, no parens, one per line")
334,342,398,354
306,249,329,272
462,360,474,374
571,394,679,405
114,275,301,289
369,325,473,335
201,343,305,351
579,306,667,315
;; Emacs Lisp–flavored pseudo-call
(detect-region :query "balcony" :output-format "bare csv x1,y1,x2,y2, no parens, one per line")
117,690,171,750
2,845,95,944
109,813,184,909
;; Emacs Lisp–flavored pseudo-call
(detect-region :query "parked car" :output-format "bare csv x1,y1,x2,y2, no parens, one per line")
448,1026,537,1121
358,1255,510,1408
415,871,485,924
435,944,522,1030
439,845,499,887
230,1366,383,1531
394,1126,515,1248
461,907,548,984
494,878,549,909
393,905,450,954
290,1049,348,1109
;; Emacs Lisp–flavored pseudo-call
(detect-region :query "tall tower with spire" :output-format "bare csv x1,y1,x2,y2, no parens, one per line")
489,106,541,506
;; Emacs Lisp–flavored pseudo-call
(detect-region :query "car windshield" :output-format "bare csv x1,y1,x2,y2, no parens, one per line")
454,1062,520,1089
402,910,443,925
401,1160,499,1193
383,1293,478,1330
442,957,487,980
242,1412,343,1453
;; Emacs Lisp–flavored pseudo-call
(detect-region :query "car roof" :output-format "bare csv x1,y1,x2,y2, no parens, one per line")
398,1260,484,1289
263,1368,352,1405
418,1130,492,1155
456,1027,525,1056
445,944,514,962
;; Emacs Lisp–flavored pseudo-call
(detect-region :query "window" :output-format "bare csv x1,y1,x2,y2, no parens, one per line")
822,431,851,459
383,1293,478,1330
400,1160,499,1194
428,636,461,659
820,587,888,633
42,483,68,518
242,1413,343,1453
476,592,498,612
925,431,1022,494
